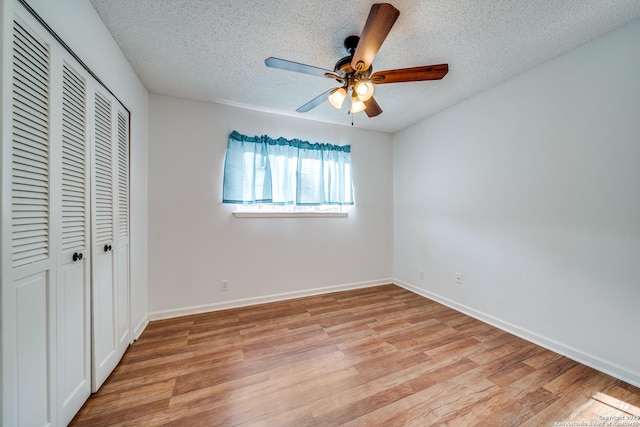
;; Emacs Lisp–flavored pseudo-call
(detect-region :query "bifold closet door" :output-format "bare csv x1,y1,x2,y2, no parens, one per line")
9,16,55,427
56,59,92,425
91,90,131,391
11,14,93,426
116,107,131,360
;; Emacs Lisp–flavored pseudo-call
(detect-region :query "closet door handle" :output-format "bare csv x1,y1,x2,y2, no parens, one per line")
73,252,79,261
78,252,83,260
104,244,109,252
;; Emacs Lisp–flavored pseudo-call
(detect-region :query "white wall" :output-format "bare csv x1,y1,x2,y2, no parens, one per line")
148,94,393,316
393,19,640,386
24,0,149,337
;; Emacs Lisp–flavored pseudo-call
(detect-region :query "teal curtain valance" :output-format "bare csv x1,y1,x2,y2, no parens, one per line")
227,130,351,152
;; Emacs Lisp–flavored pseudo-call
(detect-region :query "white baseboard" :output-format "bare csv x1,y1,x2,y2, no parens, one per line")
147,278,393,321
393,278,640,389
133,316,149,340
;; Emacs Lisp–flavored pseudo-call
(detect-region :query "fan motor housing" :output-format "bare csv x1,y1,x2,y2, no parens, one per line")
334,55,354,77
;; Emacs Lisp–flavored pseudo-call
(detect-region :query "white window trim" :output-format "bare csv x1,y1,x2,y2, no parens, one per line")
232,211,348,218
231,204,350,218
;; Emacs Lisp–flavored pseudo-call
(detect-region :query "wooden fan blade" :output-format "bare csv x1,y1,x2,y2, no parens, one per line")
371,64,449,84
364,97,382,117
265,57,341,80
296,88,334,113
351,3,400,73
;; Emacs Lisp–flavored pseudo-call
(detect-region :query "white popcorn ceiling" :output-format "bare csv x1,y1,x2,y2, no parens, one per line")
90,0,640,133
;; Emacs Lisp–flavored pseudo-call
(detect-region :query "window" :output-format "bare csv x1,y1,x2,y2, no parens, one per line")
222,131,354,214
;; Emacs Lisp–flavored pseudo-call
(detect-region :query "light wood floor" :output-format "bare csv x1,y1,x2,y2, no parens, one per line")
70,284,640,426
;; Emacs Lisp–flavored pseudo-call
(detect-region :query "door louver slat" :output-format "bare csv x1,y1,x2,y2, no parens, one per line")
11,20,50,268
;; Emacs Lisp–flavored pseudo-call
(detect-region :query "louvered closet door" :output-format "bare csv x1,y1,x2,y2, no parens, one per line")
56,59,91,425
115,108,131,356
10,17,55,427
91,90,119,390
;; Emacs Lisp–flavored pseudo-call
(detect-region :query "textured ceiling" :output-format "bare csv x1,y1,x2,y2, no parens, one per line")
90,0,640,133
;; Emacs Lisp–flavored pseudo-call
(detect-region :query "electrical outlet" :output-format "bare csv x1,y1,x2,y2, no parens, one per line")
221,280,229,292
419,270,425,280
455,272,463,284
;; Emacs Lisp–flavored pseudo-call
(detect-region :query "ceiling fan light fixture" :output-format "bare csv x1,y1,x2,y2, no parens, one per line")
354,80,374,101
265,4,449,118
328,87,347,109
349,92,367,114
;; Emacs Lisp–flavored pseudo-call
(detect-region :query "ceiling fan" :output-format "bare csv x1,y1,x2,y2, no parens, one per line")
265,3,448,118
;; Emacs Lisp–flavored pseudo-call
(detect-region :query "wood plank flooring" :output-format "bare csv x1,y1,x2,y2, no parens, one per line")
70,285,640,426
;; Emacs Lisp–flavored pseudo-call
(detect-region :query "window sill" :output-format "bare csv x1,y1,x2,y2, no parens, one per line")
232,211,348,218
